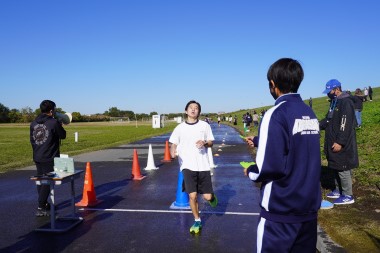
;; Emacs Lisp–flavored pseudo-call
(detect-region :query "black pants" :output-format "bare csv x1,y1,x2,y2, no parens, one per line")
35,161,54,208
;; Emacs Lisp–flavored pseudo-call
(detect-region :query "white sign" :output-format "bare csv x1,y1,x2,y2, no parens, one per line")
152,115,160,128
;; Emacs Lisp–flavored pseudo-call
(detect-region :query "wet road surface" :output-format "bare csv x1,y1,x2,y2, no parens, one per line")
0,123,261,253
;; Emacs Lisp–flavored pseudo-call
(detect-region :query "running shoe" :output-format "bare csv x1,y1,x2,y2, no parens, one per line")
189,221,202,234
209,194,218,208
320,200,334,210
35,207,49,217
334,195,354,205
326,189,341,199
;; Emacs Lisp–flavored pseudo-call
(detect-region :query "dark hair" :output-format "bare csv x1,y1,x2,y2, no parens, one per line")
40,100,56,113
185,100,201,114
267,58,304,93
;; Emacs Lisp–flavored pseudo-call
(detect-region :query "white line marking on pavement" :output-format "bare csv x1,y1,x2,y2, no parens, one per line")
78,208,259,216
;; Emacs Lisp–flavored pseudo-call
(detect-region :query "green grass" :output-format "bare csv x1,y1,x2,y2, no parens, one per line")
221,88,380,252
0,121,176,173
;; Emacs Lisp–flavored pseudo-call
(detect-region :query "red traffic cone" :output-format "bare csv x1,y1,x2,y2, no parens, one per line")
161,140,173,162
76,162,101,207
131,149,146,180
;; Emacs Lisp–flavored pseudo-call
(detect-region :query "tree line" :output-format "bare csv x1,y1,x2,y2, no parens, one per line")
0,103,188,123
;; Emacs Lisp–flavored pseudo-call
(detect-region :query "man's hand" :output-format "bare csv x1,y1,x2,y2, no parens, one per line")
240,161,255,177
196,140,207,149
170,143,178,159
332,142,342,152
245,136,255,147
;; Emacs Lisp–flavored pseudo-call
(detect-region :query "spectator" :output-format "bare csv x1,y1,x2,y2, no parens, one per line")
368,86,373,101
353,89,363,128
309,97,313,108
320,79,359,205
245,112,252,128
252,110,259,127
363,87,369,101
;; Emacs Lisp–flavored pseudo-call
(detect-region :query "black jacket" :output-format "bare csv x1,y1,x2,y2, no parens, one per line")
30,114,66,163
353,95,363,111
320,92,359,171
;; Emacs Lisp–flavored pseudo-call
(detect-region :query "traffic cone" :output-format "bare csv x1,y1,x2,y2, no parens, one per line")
131,149,146,180
76,162,101,207
170,170,190,209
144,144,158,171
161,140,172,162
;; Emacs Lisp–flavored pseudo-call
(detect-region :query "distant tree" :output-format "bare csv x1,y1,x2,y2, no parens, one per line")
149,111,158,116
107,107,121,117
0,103,10,123
55,107,64,113
34,108,41,115
71,112,82,122
120,110,134,119
136,113,149,121
167,113,183,119
8,109,22,123
20,107,35,123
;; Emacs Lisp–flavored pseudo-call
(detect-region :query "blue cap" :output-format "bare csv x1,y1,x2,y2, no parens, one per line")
323,79,341,93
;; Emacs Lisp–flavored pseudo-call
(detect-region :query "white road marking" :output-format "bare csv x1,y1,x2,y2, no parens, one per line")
78,208,259,216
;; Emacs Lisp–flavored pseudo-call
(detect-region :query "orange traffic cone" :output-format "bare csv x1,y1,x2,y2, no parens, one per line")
161,140,173,162
131,149,146,180
76,162,101,207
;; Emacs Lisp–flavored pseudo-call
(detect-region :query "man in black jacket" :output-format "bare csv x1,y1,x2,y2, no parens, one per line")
320,79,359,205
30,100,66,216
353,88,364,128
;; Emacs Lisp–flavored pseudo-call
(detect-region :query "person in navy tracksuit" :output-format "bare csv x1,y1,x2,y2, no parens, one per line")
244,58,321,253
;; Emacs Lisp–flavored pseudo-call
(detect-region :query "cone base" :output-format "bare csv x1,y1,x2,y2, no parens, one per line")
131,175,146,180
144,167,159,171
170,201,191,210
75,199,102,207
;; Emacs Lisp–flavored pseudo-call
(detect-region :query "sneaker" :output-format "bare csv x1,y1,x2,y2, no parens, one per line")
209,194,218,208
326,190,341,199
334,195,354,205
320,200,334,210
35,207,49,217
189,221,202,234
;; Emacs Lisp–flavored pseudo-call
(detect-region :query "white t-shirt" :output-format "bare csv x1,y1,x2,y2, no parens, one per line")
169,120,215,171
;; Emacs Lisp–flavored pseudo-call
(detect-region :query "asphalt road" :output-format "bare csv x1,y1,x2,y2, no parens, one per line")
0,123,264,253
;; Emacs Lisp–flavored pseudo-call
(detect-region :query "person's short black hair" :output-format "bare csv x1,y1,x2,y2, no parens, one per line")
267,58,304,93
40,100,56,113
185,100,201,114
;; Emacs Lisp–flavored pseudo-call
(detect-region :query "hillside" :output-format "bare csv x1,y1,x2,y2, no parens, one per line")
220,87,380,252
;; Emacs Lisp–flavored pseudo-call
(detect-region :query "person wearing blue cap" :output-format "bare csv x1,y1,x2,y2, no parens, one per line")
320,79,359,205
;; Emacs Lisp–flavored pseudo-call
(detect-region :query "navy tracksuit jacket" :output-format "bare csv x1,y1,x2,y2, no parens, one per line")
247,93,321,222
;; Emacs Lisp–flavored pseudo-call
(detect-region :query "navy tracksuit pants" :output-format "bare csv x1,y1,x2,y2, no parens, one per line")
256,217,317,253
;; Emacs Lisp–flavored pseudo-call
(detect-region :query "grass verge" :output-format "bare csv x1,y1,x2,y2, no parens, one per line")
0,121,176,173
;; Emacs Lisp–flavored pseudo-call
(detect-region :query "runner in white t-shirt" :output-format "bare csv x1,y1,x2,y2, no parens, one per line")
169,100,218,234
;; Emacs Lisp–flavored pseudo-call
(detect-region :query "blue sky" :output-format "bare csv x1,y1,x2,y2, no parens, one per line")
1,1,379,115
